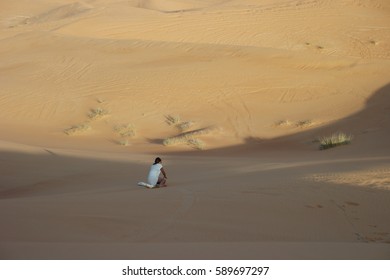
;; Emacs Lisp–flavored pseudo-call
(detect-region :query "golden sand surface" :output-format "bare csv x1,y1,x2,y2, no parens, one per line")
0,0,389,259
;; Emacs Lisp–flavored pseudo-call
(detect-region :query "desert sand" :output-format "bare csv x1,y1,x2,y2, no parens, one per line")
0,0,390,259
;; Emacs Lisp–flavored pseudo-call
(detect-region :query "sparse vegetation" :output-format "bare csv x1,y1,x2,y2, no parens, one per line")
275,119,314,128
88,107,109,120
162,126,215,149
176,121,194,132
187,138,205,150
296,120,313,128
163,136,204,150
64,123,91,135
163,136,186,146
275,120,292,127
165,115,181,126
166,114,195,132
319,132,353,150
114,123,136,137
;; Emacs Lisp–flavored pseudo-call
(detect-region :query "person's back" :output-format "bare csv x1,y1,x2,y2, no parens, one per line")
147,157,167,187
147,162,163,186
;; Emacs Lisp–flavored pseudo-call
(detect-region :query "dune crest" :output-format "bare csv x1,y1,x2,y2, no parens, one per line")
4,2,92,28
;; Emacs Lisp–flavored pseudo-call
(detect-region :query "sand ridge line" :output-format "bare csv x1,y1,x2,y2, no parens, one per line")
4,2,93,28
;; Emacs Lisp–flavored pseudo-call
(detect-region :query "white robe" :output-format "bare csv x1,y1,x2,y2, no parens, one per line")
147,163,163,186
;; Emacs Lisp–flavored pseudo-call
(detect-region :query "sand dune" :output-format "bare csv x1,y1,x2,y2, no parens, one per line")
0,0,389,259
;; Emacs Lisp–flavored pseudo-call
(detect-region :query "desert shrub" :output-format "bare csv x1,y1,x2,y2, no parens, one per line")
275,120,292,127
187,138,204,150
64,123,91,135
163,127,215,149
296,120,312,128
163,136,186,146
165,115,181,126
176,121,194,132
88,107,109,120
163,136,205,150
319,132,353,150
114,124,136,137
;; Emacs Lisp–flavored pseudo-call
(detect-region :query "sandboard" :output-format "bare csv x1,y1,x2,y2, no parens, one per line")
138,182,155,188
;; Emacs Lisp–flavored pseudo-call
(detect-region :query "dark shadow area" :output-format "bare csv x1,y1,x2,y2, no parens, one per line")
0,148,389,259
146,138,165,145
0,150,148,199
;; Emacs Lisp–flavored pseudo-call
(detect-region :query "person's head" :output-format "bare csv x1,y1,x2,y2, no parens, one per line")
154,157,162,165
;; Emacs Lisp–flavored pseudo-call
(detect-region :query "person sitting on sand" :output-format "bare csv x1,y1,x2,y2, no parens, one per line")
147,157,168,187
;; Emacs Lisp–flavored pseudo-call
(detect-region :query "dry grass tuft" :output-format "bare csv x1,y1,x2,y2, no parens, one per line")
296,120,313,128
88,107,109,120
64,123,91,135
276,119,314,128
165,115,181,126
275,120,293,127
176,121,194,132
163,126,215,149
163,136,186,146
187,138,205,150
114,124,136,137
319,132,353,150
163,136,205,150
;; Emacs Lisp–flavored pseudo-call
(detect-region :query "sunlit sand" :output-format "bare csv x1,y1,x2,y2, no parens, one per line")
1,0,390,259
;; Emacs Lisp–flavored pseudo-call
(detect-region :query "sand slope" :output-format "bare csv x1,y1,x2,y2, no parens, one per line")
0,0,389,259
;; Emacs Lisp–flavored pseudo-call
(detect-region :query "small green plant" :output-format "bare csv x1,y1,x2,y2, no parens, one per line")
319,132,353,150
114,124,136,137
64,123,91,135
88,107,109,120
